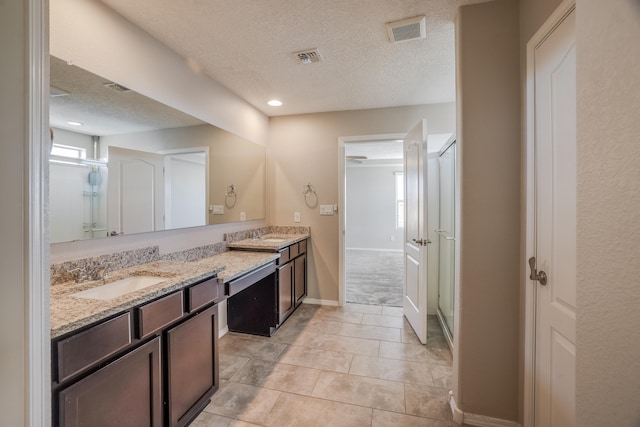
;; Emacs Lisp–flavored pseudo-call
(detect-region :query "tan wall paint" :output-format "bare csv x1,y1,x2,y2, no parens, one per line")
576,1,640,425
455,0,521,421
268,105,455,302
0,1,27,424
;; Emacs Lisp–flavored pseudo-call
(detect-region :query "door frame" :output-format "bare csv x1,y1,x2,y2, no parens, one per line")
523,1,576,425
337,133,406,307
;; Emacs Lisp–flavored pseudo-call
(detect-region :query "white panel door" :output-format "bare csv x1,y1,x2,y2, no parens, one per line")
164,152,207,229
403,120,428,344
108,146,165,235
532,7,576,427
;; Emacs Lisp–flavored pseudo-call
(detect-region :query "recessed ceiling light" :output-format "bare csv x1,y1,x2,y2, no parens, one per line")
268,100,283,107
67,121,83,126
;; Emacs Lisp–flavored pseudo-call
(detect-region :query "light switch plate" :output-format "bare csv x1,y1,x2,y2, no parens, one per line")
211,205,224,215
240,212,246,221
294,212,301,222
320,205,334,216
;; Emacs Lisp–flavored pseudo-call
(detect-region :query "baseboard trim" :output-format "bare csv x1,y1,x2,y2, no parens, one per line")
218,325,229,338
449,392,520,427
345,247,403,253
302,298,339,307
450,392,465,425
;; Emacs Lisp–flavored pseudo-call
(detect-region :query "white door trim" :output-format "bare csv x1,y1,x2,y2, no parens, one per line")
523,1,576,426
338,133,406,307
27,0,50,425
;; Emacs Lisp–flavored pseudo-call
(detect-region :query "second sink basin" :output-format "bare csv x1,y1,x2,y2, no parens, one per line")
71,276,168,301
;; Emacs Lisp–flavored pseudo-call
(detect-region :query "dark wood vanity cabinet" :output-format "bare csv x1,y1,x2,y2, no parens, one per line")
294,252,307,306
276,239,307,324
277,260,294,324
166,304,219,427
58,337,162,427
53,275,221,427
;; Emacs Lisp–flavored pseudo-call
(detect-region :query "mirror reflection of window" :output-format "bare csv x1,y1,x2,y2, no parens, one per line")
51,143,86,159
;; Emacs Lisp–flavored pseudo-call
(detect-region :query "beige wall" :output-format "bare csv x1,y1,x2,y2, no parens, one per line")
575,1,640,425
455,0,521,421
268,104,455,302
0,0,27,423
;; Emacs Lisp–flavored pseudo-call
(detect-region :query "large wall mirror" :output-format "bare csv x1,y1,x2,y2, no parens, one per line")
49,56,266,244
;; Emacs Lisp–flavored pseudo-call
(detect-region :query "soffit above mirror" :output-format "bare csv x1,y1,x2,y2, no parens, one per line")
50,56,204,136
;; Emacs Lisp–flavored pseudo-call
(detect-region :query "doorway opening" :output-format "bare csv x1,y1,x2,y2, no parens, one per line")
344,139,405,307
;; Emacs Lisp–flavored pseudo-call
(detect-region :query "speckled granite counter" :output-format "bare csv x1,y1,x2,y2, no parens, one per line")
51,251,279,339
226,233,310,251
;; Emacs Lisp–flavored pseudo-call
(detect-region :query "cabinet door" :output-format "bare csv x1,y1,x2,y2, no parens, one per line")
166,304,219,427
294,253,307,306
278,262,294,324
58,337,161,427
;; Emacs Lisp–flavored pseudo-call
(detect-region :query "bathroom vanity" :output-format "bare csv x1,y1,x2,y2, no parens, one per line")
227,232,309,331
50,249,280,427
50,227,309,426
52,275,222,427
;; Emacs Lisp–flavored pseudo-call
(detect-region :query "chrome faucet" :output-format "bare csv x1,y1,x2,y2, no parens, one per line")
87,264,111,282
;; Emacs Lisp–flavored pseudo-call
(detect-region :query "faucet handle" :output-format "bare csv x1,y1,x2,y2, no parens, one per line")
68,267,87,283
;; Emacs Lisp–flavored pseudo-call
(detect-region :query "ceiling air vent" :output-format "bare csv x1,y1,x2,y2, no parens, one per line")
386,15,426,43
293,48,323,65
103,82,131,93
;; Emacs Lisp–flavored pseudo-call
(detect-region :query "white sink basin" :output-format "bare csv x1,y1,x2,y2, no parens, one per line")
261,238,286,243
71,276,168,301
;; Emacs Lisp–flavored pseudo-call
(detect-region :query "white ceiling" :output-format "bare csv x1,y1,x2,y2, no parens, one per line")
100,0,485,117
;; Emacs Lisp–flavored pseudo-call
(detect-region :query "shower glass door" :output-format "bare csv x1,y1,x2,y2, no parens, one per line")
437,140,456,339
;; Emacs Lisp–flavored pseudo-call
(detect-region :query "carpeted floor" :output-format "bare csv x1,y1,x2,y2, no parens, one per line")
345,249,404,307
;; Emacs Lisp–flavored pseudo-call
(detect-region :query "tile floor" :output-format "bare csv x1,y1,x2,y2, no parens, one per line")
191,303,455,427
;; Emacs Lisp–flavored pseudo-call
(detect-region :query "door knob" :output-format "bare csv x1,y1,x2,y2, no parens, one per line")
412,238,431,246
528,256,548,285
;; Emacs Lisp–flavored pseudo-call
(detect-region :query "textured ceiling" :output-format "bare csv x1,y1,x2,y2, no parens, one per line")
50,56,204,136
100,0,485,117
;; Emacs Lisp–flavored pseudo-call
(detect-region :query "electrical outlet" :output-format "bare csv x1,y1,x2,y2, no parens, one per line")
294,212,301,223
240,212,246,221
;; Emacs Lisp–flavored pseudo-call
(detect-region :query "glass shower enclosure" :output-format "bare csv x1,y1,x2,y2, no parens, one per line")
437,138,456,345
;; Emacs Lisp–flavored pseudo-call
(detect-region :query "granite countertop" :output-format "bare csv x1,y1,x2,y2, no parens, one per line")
226,233,310,251
50,251,280,338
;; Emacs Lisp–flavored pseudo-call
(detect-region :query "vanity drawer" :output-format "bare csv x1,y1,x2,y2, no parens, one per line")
187,276,222,312
298,239,307,254
56,313,131,383
136,292,184,338
289,242,300,258
276,247,290,265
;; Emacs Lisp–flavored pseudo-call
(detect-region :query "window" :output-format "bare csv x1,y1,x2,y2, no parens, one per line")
51,143,86,159
395,172,404,228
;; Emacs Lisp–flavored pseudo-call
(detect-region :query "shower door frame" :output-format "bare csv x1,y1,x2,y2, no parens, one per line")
436,135,456,350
